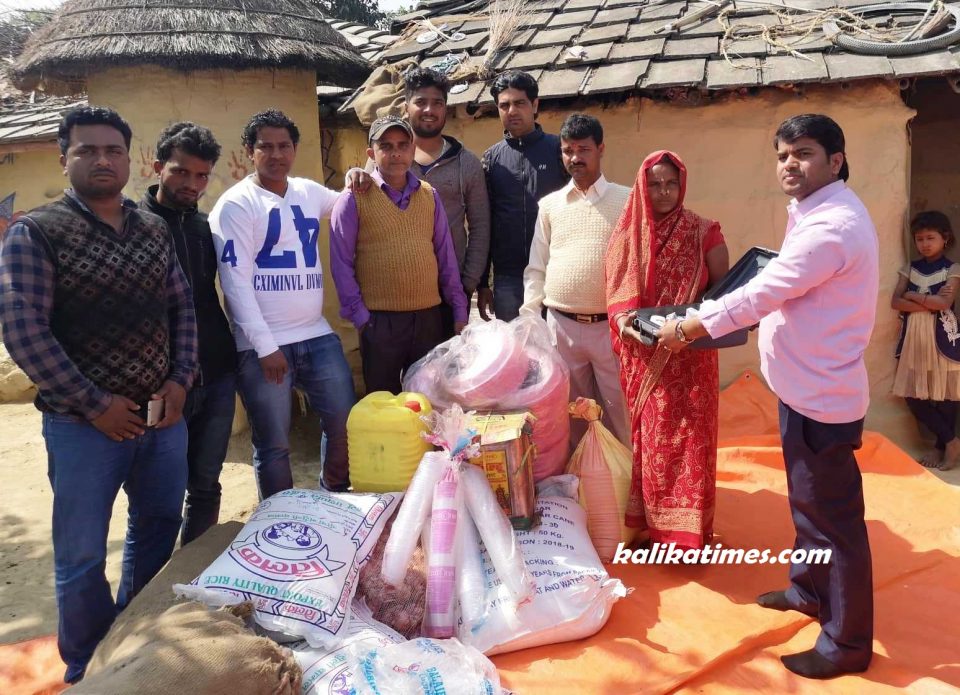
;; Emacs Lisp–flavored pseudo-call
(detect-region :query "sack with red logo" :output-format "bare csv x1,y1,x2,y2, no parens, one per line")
174,488,401,648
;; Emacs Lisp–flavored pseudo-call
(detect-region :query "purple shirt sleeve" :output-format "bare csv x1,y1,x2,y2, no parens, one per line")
329,191,370,330
431,190,469,323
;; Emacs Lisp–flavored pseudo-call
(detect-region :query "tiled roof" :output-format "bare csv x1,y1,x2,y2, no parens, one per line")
0,98,84,147
349,0,960,107
324,18,399,62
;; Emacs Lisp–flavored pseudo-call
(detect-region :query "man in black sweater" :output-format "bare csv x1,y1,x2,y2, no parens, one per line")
141,123,237,545
478,70,568,322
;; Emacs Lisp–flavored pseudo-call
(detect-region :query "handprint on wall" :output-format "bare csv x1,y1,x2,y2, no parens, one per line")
138,144,155,180
228,151,250,181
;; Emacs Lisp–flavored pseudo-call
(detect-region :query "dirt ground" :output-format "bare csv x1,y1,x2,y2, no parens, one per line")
2,396,958,647
0,401,326,646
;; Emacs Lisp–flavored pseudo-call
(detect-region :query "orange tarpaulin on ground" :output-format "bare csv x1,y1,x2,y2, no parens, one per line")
3,371,959,694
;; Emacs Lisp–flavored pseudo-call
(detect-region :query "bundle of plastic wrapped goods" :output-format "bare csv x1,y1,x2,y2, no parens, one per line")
381,406,535,639
351,638,502,695
501,340,571,480
459,495,627,655
567,398,636,562
292,600,403,695
402,341,456,410
403,317,570,481
173,489,400,647
445,320,529,407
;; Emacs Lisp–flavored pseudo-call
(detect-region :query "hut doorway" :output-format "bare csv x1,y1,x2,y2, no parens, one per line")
907,78,960,232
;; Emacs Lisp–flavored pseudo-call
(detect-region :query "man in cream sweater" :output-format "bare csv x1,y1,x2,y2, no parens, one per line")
521,113,631,448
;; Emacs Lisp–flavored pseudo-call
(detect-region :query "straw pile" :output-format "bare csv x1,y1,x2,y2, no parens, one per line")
13,0,370,93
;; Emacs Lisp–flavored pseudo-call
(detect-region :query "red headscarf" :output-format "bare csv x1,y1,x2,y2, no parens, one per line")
605,150,689,323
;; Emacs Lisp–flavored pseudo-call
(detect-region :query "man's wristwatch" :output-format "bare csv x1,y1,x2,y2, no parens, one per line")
675,321,694,344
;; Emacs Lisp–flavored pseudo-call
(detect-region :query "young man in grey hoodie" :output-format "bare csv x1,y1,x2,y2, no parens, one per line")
350,67,490,336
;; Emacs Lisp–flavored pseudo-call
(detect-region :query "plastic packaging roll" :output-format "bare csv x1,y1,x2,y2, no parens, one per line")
461,465,534,602
456,505,486,631
381,452,448,587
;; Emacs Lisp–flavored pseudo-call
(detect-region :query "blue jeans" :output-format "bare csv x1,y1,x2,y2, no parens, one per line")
42,413,187,683
493,273,524,322
181,371,237,545
236,333,356,498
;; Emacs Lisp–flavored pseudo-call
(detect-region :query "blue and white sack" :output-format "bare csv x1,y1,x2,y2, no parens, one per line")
174,488,401,647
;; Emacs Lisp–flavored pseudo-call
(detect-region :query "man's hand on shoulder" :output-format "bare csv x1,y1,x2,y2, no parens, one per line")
344,168,373,194
91,394,146,441
260,350,288,384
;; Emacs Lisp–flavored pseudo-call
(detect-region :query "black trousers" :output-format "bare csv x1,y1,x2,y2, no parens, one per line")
779,400,873,670
360,306,444,395
904,397,958,450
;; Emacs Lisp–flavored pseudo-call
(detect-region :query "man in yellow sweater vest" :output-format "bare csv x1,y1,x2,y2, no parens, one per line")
520,114,631,449
330,116,468,394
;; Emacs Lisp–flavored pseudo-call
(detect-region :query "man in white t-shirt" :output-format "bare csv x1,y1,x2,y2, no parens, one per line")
211,109,356,498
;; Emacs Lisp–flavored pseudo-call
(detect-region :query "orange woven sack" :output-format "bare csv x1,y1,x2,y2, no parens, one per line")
565,398,635,562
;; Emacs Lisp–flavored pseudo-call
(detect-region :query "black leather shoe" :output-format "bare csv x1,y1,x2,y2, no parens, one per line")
757,590,817,617
781,649,868,679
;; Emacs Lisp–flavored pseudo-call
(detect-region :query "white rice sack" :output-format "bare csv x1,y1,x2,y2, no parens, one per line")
174,488,401,648
293,600,403,695
351,637,501,695
459,496,627,656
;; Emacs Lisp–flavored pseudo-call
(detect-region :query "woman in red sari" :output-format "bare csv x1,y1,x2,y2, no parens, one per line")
605,151,729,550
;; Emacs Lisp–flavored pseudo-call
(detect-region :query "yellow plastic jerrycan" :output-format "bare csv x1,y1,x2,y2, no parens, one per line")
348,391,434,493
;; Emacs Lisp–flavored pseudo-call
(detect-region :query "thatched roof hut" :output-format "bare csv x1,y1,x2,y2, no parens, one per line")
13,0,370,94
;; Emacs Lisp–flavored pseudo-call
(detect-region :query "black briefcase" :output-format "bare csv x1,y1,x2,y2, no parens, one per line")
632,246,778,349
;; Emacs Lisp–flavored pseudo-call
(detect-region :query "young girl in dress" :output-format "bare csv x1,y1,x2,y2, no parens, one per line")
892,211,960,470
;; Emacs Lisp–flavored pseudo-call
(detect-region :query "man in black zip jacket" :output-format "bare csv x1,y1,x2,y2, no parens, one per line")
141,122,238,545
478,70,569,322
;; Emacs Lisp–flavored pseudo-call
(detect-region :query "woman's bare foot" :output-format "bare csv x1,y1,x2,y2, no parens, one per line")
920,449,944,468
940,438,960,470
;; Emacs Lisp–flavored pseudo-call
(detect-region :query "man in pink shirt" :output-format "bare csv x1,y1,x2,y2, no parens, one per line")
658,114,878,679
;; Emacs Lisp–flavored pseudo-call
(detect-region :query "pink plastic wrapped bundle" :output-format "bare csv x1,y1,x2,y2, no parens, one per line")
502,345,571,480
424,467,461,638
444,320,528,408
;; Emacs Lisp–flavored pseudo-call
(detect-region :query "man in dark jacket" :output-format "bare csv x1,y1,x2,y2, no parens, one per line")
141,122,237,545
478,70,568,322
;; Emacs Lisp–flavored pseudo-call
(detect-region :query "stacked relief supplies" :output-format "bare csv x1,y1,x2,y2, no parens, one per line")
173,486,506,694
404,317,571,480
379,407,627,658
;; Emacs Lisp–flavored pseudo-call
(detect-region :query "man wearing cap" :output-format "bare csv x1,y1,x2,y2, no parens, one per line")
330,116,468,394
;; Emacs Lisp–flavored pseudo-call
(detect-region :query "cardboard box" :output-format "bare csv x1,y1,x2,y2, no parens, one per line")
468,412,536,530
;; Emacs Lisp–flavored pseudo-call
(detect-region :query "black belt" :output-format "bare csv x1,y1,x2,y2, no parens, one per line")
554,309,608,324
